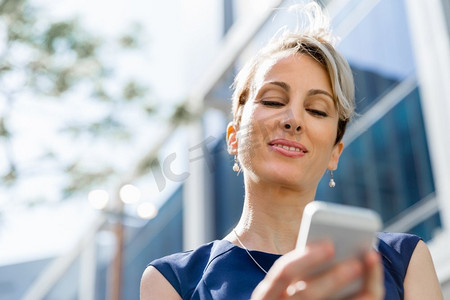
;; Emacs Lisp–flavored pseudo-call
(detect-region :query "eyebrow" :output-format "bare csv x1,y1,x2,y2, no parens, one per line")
267,81,333,100
267,81,290,92
307,89,334,100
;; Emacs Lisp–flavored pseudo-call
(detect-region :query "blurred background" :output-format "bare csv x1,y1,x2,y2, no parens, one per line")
0,0,449,299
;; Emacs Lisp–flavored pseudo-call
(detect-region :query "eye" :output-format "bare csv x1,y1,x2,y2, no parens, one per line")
260,98,285,107
306,108,328,117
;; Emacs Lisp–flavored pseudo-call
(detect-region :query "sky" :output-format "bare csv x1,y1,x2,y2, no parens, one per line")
0,0,193,265
0,0,420,267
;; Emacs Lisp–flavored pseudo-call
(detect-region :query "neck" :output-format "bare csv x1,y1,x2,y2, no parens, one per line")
226,178,315,255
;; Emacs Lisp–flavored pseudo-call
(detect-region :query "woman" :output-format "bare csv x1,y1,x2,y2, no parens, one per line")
141,4,442,299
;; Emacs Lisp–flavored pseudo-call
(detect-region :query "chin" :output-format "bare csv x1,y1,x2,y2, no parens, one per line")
261,167,304,188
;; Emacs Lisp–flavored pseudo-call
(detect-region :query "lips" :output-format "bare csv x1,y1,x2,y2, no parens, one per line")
268,138,308,157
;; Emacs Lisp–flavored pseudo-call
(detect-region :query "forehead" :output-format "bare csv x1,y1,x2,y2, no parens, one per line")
253,53,331,91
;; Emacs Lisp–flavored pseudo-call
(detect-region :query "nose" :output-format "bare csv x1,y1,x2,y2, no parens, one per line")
282,120,301,132
281,105,303,134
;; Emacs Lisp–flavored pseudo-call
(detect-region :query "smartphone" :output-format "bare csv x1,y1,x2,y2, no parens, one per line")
296,201,382,299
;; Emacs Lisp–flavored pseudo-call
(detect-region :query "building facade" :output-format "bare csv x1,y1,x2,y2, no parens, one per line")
12,0,450,298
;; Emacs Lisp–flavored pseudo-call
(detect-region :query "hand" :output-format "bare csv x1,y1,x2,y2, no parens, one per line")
350,250,384,300
251,241,384,299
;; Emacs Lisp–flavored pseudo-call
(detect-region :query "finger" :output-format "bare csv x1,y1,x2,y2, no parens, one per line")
292,258,363,299
251,241,334,299
351,251,384,300
363,251,384,299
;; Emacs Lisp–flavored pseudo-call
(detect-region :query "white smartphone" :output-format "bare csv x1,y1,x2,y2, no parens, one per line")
296,201,382,299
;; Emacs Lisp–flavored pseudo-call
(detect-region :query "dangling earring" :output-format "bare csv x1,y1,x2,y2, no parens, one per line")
233,155,240,172
328,170,336,188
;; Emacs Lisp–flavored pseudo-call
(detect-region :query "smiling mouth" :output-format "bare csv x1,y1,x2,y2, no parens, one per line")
268,139,308,157
272,144,304,153
268,138,308,151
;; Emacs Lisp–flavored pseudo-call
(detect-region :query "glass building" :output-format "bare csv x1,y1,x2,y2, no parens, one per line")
8,0,450,299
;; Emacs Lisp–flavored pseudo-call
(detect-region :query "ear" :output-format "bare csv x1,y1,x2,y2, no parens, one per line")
226,122,238,155
327,141,344,171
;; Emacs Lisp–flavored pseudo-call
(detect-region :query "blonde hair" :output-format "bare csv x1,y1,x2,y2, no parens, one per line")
231,2,355,144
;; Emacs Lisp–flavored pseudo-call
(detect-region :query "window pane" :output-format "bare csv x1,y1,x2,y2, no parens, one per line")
316,87,440,239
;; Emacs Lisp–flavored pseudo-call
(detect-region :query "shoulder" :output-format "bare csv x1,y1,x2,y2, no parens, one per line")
145,240,235,299
377,232,421,252
403,240,443,299
377,231,421,273
376,232,423,298
141,266,181,300
377,232,421,264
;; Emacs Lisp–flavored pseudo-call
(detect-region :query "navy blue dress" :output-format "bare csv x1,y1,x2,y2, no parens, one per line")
150,232,420,299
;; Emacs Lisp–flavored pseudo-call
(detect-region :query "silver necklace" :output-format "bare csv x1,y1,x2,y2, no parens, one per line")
233,229,268,274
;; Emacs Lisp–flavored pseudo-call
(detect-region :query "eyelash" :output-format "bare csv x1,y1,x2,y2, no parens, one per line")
260,100,284,107
260,99,328,117
307,109,328,117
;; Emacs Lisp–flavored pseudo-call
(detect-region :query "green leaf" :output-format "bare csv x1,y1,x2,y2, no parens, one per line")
122,80,148,101
0,118,9,137
171,102,193,124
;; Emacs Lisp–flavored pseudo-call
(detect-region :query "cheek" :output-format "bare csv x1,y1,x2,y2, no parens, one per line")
245,103,282,137
236,106,271,167
307,119,339,149
237,107,256,151
236,127,261,174
237,118,261,157
238,103,264,140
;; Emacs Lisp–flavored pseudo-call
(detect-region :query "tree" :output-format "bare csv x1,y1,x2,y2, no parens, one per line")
0,0,162,210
